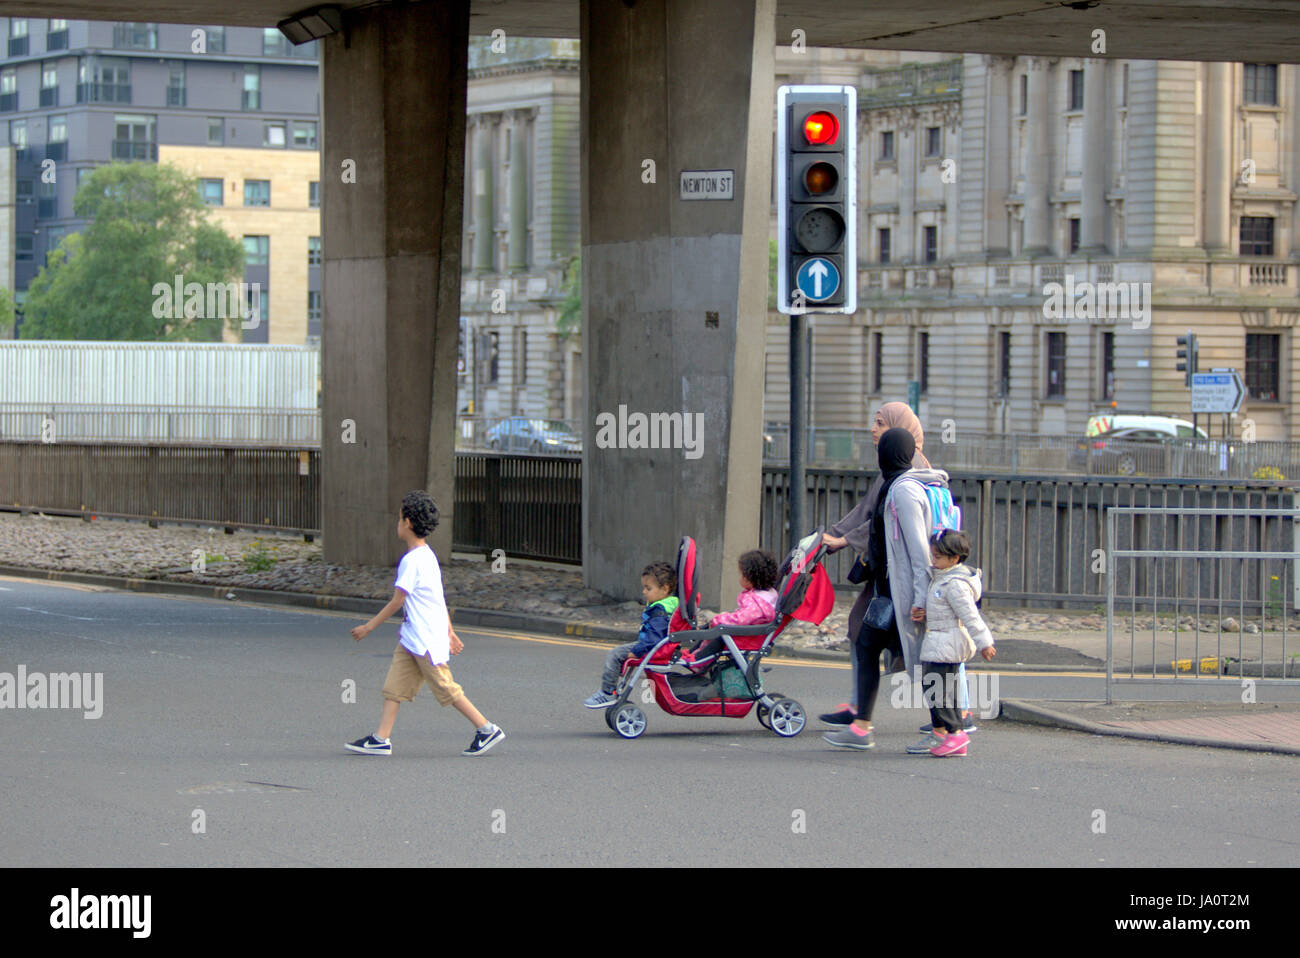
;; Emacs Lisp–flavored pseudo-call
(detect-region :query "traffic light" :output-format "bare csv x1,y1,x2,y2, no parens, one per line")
1176,331,1199,387
777,85,856,314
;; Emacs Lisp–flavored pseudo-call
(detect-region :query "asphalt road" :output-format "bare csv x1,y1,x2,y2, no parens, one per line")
2,576,1297,867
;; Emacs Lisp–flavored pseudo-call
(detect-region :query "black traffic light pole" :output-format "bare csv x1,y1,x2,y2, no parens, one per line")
789,313,806,552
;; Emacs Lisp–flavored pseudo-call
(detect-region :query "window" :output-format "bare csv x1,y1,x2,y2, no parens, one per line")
9,19,29,56
878,227,891,264
487,331,500,384
1068,69,1084,111
1069,217,1081,253
263,27,287,56
1,69,16,111
206,26,225,54
45,226,69,264
49,19,67,31
78,59,130,104
243,66,260,111
41,64,58,108
925,126,940,157
242,235,269,265
207,117,223,145
1101,331,1115,400
292,121,317,148
1245,332,1280,401
263,122,286,148
16,233,34,261
1240,216,1274,256
166,62,185,107
1019,74,1028,115
307,290,322,327
998,330,1011,397
16,179,32,203
872,332,883,393
923,225,938,263
1045,331,1067,398
114,22,157,50
48,19,69,51
308,180,320,208
9,119,27,151
516,329,527,385
879,130,894,161
49,114,67,142
918,331,929,395
1243,64,1278,106
112,114,155,160
307,236,321,266
245,285,268,324
37,179,56,218
244,180,270,206
200,178,223,205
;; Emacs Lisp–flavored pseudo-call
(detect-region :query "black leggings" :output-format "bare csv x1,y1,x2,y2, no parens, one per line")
854,620,903,722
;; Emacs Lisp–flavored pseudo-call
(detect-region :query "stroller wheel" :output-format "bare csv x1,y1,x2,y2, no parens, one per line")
756,693,784,730
608,704,647,739
768,697,806,737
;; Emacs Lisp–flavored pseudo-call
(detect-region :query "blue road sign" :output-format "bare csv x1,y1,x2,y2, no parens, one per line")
795,257,840,302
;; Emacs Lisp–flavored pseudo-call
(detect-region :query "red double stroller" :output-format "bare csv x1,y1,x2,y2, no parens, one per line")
601,528,834,739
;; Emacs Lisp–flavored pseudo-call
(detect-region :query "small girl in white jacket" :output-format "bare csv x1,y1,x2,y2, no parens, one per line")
916,530,996,757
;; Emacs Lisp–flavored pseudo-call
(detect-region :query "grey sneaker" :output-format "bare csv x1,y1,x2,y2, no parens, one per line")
919,716,978,734
823,726,875,750
907,732,944,754
584,690,617,709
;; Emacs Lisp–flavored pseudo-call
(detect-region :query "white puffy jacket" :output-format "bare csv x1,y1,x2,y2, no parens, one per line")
919,563,995,664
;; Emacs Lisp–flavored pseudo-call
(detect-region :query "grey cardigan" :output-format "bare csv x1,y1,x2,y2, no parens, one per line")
882,466,951,674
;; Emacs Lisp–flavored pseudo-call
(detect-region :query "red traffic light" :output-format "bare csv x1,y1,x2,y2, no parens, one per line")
802,111,839,146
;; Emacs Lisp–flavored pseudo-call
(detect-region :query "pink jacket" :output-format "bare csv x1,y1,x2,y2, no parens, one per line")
711,588,778,627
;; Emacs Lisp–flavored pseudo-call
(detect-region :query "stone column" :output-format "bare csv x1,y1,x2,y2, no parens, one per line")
1204,61,1233,254
1080,58,1108,251
985,56,1013,255
1023,57,1052,255
580,0,774,607
320,0,468,565
508,110,530,270
473,114,496,272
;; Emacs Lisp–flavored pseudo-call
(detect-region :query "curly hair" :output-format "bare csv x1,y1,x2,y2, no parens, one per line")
738,549,778,591
400,490,440,539
641,561,677,593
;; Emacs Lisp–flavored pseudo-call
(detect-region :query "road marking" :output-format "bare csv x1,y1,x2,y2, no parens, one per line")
16,606,99,621
0,576,114,593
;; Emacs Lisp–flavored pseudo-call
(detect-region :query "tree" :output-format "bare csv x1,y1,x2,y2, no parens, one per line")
0,286,15,336
20,162,245,340
556,252,580,342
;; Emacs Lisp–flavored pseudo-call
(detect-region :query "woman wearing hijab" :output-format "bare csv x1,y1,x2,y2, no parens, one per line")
822,428,920,749
818,402,930,727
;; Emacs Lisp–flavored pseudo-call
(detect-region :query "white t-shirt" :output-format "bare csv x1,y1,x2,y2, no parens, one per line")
394,545,451,665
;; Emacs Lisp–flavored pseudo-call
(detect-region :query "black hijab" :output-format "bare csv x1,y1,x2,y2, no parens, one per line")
867,428,917,585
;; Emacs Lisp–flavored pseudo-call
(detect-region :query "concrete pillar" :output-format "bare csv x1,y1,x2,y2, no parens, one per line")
1204,61,1233,254
1023,57,1052,255
1080,58,1108,251
473,115,496,272
508,110,529,270
985,56,1012,255
580,0,774,607
898,111,916,262
320,1,467,565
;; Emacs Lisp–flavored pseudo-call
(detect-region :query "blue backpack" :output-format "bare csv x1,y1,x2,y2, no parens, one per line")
891,476,962,537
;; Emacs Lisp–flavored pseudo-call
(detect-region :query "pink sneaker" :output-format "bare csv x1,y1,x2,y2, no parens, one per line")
930,731,969,757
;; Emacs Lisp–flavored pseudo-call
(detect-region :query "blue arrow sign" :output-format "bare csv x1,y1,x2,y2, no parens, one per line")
795,257,840,303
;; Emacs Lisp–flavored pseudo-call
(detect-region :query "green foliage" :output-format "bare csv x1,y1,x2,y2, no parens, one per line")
0,286,15,334
768,238,778,310
20,162,245,341
1252,465,1285,481
556,253,580,342
241,539,276,573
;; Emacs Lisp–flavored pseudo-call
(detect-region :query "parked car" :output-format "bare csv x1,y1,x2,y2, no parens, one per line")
484,417,582,453
1075,415,1211,475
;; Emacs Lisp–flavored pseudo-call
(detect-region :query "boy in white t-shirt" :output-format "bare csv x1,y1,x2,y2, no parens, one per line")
346,490,504,757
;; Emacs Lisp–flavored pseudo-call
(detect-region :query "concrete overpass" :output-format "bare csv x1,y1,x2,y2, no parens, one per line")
22,0,1300,604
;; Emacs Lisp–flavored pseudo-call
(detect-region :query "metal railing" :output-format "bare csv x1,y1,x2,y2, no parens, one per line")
0,404,320,447
762,424,1300,479
455,416,582,455
4,442,1297,611
1105,506,1300,702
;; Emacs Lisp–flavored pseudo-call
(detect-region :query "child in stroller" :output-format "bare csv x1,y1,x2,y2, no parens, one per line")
682,549,779,668
598,530,834,739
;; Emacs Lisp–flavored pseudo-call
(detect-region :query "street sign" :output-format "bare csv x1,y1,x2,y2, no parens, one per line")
679,170,734,200
795,257,840,302
1191,370,1244,413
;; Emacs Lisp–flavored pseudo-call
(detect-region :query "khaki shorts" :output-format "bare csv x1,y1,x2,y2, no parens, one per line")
381,644,465,706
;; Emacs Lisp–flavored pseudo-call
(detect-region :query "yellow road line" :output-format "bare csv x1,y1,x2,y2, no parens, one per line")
453,624,1102,677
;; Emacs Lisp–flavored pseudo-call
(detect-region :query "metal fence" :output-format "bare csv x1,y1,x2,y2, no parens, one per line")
0,403,320,446
455,416,583,455
4,442,1298,611
1105,506,1300,702
762,424,1300,480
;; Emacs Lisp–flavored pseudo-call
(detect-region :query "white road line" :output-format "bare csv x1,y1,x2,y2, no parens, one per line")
15,607,100,621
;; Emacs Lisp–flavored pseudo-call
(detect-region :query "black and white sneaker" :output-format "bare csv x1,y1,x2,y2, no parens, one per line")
463,725,505,756
346,734,392,756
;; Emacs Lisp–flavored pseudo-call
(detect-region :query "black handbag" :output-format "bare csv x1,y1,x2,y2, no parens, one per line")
864,595,895,632
846,553,869,585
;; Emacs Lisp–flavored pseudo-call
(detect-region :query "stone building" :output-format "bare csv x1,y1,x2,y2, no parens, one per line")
765,50,1300,441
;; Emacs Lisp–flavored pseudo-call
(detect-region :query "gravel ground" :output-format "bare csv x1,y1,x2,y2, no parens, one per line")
3,510,1296,653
